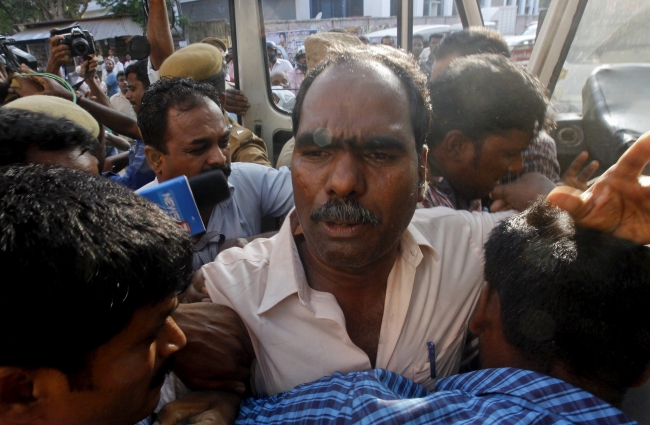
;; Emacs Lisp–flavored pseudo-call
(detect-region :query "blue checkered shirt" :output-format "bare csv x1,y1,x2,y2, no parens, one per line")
237,368,636,424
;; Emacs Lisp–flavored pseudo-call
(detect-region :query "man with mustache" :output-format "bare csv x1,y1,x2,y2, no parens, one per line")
0,164,191,425
136,77,294,243
191,46,515,397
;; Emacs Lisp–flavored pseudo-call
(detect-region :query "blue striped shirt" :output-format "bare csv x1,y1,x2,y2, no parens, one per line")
237,368,636,424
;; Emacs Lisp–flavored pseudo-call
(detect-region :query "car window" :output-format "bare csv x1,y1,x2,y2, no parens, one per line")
551,0,650,113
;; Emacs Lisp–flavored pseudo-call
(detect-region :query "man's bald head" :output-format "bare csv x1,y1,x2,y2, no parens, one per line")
293,45,431,154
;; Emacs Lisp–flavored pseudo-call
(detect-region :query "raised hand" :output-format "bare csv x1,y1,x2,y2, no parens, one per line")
548,130,650,244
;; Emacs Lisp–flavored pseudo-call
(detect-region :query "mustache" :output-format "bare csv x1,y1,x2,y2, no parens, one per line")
205,163,231,177
150,356,175,389
310,199,380,226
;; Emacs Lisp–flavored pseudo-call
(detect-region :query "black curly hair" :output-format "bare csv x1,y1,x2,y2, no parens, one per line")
0,108,99,166
137,76,222,153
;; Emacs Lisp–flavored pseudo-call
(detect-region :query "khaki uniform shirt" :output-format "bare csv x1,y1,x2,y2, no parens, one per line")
227,115,272,167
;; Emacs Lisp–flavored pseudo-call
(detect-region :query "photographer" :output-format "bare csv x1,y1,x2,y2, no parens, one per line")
45,31,73,77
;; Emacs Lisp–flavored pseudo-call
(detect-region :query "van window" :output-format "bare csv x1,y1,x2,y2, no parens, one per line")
551,0,650,113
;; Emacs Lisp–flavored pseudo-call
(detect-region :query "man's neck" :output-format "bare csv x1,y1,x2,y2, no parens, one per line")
427,160,475,210
295,234,398,366
548,364,626,408
295,234,398,294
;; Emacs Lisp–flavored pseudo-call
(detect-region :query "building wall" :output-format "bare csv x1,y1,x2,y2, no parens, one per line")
182,0,230,23
263,0,297,20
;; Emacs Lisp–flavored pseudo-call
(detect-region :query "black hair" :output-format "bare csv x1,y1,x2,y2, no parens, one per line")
485,199,650,392
293,45,431,154
427,54,550,147
381,35,394,43
0,108,100,165
413,34,425,43
329,28,347,33
125,59,150,89
138,76,222,153
429,33,444,43
434,27,510,60
116,70,125,79
0,164,192,387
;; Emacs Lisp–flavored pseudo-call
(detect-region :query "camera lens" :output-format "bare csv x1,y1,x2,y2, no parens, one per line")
72,39,89,56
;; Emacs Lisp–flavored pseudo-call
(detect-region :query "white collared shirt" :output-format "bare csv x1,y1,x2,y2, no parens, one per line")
202,207,511,396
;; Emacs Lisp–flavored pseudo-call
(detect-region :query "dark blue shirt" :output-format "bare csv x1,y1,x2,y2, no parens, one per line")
237,368,636,425
105,71,119,97
104,139,155,190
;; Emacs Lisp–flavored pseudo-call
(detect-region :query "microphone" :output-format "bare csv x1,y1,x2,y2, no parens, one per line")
138,169,230,235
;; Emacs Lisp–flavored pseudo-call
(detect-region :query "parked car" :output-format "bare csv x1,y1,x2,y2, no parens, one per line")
365,24,450,46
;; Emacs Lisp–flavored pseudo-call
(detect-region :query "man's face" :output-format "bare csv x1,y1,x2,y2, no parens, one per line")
412,38,424,59
298,55,307,65
31,297,186,425
429,37,441,52
271,74,289,88
117,74,127,94
105,59,114,73
293,63,423,270
153,99,232,182
25,145,99,175
267,47,277,63
381,37,395,47
443,129,532,200
108,48,114,56
125,72,146,113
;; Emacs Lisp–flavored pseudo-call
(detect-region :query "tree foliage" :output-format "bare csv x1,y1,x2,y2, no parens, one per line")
95,0,145,27
0,0,90,34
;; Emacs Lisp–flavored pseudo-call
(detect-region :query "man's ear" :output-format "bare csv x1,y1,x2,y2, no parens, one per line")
144,145,164,176
0,367,38,423
441,130,475,162
469,281,495,335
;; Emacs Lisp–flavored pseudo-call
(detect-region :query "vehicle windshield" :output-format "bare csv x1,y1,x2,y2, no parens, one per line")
551,0,650,113
522,24,537,36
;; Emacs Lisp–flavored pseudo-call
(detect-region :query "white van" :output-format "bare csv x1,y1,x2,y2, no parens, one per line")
364,24,451,46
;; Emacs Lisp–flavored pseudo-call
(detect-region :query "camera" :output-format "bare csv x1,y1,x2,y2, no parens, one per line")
51,24,96,58
0,34,37,73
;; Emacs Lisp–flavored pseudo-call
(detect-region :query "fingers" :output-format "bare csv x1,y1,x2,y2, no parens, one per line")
576,159,599,184
546,185,590,220
20,63,36,74
489,199,514,212
565,151,589,179
610,130,650,180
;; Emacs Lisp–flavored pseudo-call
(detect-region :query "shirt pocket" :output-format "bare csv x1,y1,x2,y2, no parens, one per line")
411,360,436,390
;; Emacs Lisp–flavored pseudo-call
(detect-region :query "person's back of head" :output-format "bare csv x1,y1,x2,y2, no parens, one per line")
0,108,100,174
0,164,192,425
435,26,510,60
428,54,549,147
480,199,650,405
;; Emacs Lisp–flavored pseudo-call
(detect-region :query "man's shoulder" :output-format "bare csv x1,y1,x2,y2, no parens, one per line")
230,162,289,182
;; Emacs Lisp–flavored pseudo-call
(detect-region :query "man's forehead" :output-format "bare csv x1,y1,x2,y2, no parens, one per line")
297,62,414,146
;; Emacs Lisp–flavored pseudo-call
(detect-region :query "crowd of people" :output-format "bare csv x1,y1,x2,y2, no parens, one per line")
1,1,650,424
